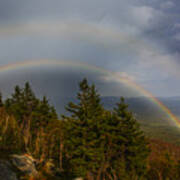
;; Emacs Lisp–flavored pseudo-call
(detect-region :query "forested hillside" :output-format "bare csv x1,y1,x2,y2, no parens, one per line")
53,96,180,145
0,79,180,180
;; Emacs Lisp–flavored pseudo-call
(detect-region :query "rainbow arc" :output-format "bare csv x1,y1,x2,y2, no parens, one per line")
0,59,179,127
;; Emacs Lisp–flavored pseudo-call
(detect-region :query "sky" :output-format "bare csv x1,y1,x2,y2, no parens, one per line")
0,0,180,96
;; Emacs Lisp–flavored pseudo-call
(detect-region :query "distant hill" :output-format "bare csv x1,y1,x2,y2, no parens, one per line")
53,96,180,122
101,96,180,144
159,97,180,115
102,96,180,115
52,96,180,144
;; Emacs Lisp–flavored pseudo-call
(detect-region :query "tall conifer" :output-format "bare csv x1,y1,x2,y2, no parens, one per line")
63,78,104,178
113,97,150,178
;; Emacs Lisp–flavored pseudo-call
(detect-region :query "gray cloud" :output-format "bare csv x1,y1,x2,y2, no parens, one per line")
0,0,179,96
0,65,140,99
141,0,180,56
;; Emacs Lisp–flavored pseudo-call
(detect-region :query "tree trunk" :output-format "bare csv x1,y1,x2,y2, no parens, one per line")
59,137,64,171
86,171,94,180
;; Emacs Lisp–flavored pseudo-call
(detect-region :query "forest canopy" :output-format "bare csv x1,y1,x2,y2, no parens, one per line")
0,79,179,180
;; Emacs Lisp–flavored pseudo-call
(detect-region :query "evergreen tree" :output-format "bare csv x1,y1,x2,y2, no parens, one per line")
4,83,38,152
5,83,38,123
4,82,58,155
0,108,24,153
63,80,150,179
112,97,150,178
5,82,57,128
63,78,105,178
31,96,58,130
31,96,58,159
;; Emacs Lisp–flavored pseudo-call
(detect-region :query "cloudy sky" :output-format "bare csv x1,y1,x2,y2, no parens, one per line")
0,0,180,96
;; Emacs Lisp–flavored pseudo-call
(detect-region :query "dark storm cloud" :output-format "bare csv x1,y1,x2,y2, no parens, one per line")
0,0,111,23
0,0,130,21
138,0,180,57
0,0,152,27
143,11,180,55
0,0,18,23
0,66,140,113
0,0,180,96
0,66,138,98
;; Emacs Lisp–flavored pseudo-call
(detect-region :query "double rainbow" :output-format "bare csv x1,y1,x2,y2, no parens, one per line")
0,59,179,127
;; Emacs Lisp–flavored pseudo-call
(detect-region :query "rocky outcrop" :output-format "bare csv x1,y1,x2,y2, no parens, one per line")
0,154,39,180
0,154,64,180
11,154,38,178
0,160,18,180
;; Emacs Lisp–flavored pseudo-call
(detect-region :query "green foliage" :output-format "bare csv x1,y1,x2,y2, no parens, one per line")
0,108,24,153
63,79,150,179
5,82,57,127
5,83,38,123
112,97,150,177
1,79,180,179
63,78,105,178
4,82,58,157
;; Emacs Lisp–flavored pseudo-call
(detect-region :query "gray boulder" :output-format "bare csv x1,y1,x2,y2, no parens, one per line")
0,160,17,180
11,154,38,177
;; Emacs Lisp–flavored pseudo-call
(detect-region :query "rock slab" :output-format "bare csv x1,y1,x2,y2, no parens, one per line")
0,160,17,180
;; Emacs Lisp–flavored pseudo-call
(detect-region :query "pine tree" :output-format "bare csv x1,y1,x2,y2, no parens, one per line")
5,82,58,127
31,96,59,159
63,78,105,178
112,97,150,178
0,108,24,153
5,83,38,123
31,96,58,130
4,82,58,155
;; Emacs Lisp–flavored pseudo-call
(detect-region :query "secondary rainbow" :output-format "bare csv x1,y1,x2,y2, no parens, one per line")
0,59,179,128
